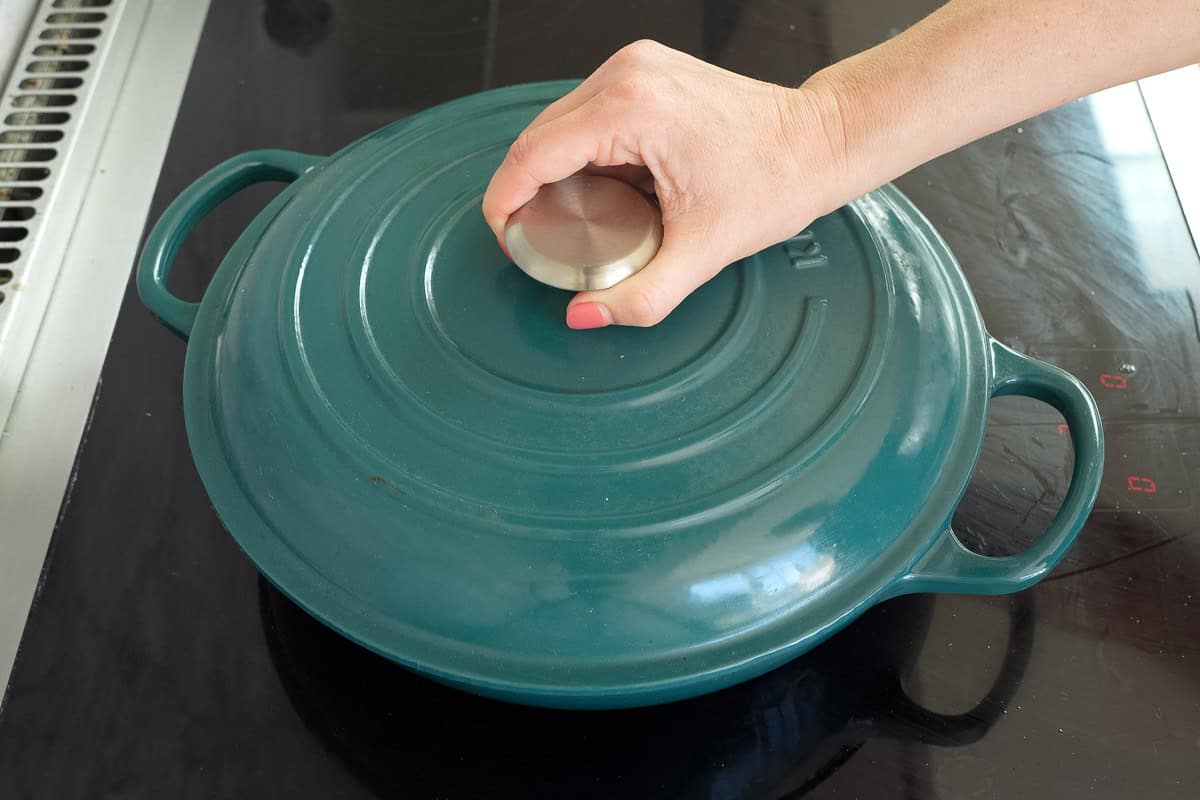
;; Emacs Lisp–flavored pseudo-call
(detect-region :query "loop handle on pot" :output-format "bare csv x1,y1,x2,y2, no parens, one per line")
891,339,1103,596
137,149,319,339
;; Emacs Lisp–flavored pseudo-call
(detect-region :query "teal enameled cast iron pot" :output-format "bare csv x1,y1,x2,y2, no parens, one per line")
138,81,1103,709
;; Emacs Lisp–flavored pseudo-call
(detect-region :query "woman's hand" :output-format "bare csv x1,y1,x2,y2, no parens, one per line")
481,40,848,329
485,1,1200,329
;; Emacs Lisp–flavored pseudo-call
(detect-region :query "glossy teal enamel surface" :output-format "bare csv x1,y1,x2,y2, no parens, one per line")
137,149,320,339
138,81,1104,708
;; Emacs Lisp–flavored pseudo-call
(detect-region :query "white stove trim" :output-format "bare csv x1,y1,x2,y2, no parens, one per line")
1140,65,1200,256
0,0,210,700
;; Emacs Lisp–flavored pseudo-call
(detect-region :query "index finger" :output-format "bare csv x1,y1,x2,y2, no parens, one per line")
524,75,603,132
481,100,612,247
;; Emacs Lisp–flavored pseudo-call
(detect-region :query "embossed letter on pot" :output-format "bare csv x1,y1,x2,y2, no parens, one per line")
137,81,1104,709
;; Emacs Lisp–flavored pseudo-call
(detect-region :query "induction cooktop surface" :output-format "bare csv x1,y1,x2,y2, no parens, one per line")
1,2,1198,798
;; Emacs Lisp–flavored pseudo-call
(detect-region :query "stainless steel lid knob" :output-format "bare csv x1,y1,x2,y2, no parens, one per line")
504,174,663,292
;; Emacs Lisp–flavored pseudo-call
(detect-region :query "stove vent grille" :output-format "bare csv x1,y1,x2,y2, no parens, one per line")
0,0,113,308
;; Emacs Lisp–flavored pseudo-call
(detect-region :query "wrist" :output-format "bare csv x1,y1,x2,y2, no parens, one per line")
773,76,865,218
795,50,938,211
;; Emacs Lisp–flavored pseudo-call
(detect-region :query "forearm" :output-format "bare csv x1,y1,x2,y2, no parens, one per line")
797,0,1200,211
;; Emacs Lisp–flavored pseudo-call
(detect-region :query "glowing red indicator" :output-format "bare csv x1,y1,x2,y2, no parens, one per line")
1100,373,1128,389
1127,476,1157,493
1057,423,1069,436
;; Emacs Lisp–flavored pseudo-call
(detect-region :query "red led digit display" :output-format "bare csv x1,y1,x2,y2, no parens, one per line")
1099,373,1128,389
1057,423,1069,436
1127,476,1157,493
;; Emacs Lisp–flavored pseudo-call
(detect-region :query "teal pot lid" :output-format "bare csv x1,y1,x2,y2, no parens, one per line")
138,81,1103,709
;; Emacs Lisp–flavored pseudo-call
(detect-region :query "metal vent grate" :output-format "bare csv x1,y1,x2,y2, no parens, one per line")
0,0,112,310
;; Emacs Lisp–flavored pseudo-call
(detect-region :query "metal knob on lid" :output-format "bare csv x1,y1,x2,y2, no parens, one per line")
504,174,663,291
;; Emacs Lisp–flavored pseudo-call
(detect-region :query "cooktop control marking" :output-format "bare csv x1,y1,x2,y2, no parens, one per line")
1017,347,1193,513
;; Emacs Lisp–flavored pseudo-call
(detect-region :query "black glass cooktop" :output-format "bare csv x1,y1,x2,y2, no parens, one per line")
2,1,1198,797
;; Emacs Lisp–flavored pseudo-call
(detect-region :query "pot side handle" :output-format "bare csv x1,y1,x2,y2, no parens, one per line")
136,149,320,340
890,339,1104,596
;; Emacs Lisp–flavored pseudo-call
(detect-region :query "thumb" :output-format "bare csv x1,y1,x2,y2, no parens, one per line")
565,228,725,329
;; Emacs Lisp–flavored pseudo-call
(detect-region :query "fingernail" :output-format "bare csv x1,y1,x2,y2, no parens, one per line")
566,302,612,330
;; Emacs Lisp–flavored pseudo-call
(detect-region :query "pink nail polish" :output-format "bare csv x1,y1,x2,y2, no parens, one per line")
566,302,611,330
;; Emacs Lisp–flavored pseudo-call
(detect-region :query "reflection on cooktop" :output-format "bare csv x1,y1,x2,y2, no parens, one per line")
260,578,1032,799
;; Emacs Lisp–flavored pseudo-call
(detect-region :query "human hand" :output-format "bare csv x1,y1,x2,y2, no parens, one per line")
481,40,848,329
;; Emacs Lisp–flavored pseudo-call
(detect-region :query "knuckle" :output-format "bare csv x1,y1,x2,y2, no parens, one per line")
622,39,663,61
608,75,652,104
508,129,537,168
624,284,669,327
